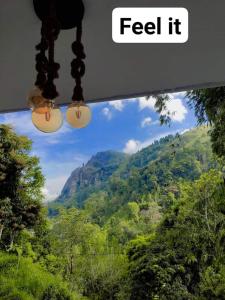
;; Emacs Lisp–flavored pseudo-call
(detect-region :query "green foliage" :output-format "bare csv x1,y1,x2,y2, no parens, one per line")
80,127,215,236
49,126,217,299
146,88,225,158
56,127,214,217
186,88,225,158
48,207,128,300
0,252,79,300
200,266,225,299
127,170,225,299
1,124,225,300
0,125,44,250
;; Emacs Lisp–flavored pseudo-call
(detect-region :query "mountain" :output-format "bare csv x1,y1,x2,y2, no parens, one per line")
55,150,127,207
109,126,215,205
52,127,215,211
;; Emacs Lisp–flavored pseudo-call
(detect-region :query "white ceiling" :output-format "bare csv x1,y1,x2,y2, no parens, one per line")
0,0,225,113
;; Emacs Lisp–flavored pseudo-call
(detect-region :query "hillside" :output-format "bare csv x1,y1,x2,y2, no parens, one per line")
55,150,127,207
1,124,224,300
52,127,215,211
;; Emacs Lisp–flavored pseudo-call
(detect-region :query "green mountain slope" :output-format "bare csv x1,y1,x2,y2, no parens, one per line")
50,127,215,216
52,127,214,213
116,126,215,198
55,150,127,207
86,127,216,225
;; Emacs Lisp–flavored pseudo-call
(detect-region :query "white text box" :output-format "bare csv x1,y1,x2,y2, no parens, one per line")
112,8,189,43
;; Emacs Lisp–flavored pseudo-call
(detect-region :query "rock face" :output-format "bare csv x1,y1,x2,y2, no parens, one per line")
56,151,127,206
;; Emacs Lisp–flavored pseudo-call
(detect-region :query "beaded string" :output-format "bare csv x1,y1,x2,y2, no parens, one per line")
35,1,60,101
71,23,86,102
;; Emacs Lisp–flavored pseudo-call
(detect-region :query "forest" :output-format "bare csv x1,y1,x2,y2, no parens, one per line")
0,88,225,300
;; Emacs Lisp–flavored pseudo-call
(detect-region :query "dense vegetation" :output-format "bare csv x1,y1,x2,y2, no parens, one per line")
0,125,80,299
0,89,225,299
154,87,225,158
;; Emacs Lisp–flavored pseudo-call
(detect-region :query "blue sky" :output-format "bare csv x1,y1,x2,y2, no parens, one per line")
0,93,197,201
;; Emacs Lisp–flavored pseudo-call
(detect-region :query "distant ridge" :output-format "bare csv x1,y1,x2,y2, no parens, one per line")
55,150,127,207
52,127,213,209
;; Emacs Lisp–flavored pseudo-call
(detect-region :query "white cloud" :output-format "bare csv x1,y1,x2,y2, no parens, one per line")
172,91,187,98
102,107,112,120
41,152,88,202
102,100,128,120
165,95,188,122
138,97,156,110
181,128,191,134
43,175,68,202
100,92,187,123
137,93,187,123
1,111,36,135
123,139,141,154
123,130,182,155
41,187,58,202
141,117,152,128
108,100,124,111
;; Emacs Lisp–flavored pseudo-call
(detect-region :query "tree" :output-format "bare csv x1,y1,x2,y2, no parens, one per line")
187,88,225,158
150,87,225,158
0,125,44,250
50,208,129,299
127,170,225,299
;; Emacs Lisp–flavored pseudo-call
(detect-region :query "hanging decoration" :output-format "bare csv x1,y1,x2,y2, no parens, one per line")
66,23,91,128
29,0,91,133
